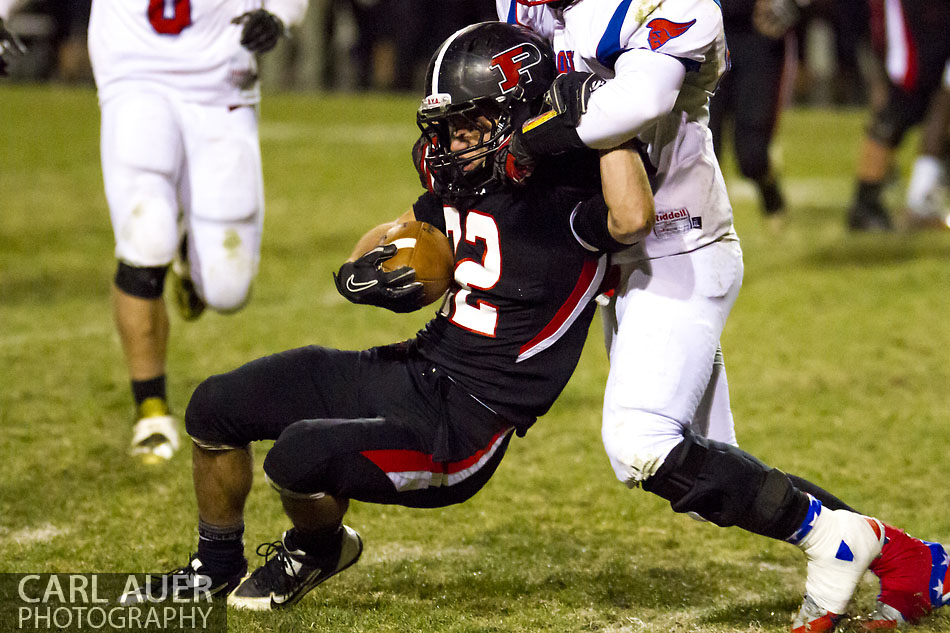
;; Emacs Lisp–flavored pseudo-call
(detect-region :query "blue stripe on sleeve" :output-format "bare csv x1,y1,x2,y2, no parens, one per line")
595,0,634,71
506,1,517,24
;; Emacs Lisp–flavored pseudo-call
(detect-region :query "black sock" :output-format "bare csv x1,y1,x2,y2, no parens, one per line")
197,520,246,576
786,474,856,513
757,177,785,215
856,180,884,208
132,376,166,407
284,525,343,561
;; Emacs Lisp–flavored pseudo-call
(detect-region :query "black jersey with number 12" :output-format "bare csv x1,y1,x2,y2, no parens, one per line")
412,153,609,433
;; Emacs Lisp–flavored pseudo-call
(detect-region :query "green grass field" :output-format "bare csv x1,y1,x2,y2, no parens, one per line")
1,84,949,633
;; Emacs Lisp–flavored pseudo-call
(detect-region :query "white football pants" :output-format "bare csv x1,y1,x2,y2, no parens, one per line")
100,90,264,311
601,238,744,486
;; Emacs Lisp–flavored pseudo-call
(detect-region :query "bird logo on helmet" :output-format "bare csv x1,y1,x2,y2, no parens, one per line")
416,22,556,202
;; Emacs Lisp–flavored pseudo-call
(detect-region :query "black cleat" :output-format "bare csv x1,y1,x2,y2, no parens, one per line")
119,555,246,605
847,202,893,232
227,526,363,611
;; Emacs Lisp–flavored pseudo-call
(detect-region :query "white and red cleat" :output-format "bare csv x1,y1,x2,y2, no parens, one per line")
791,595,845,632
789,499,886,633
862,524,950,629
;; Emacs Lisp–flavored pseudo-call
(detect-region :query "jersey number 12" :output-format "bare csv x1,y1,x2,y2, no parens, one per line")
442,208,501,338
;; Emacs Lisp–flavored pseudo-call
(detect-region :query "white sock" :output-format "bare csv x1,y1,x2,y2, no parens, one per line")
906,155,943,216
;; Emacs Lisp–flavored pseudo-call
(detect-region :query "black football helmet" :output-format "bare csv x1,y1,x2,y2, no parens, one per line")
417,21,556,200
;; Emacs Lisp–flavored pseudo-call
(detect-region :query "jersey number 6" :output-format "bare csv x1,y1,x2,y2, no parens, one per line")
443,208,501,338
148,0,192,35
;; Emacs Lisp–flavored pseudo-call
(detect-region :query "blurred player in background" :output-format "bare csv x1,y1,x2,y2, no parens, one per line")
846,0,950,231
904,68,950,229
709,0,797,229
120,22,657,610
88,0,308,463
0,0,26,76
498,0,949,630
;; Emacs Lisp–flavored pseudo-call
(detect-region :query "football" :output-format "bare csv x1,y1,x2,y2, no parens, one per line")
379,221,455,306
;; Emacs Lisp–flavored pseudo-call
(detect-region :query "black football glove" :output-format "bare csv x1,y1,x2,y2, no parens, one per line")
0,17,26,78
498,71,604,184
232,9,284,54
544,70,605,126
333,243,424,313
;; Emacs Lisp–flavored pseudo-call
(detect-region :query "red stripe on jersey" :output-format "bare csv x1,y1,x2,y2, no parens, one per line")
882,0,919,90
517,256,606,363
360,428,511,478
899,4,918,91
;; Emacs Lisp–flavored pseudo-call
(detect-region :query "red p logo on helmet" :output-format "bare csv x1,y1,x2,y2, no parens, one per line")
490,43,543,93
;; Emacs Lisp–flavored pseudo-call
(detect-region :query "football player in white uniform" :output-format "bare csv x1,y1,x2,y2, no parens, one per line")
0,0,25,76
497,1,950,630
88,0,307,463
904,64,950,229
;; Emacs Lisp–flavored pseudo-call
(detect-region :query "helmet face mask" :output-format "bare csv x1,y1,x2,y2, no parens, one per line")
418,97,509,200
417,22,556,201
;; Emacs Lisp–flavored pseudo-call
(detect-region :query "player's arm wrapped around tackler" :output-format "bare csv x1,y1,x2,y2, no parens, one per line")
572,141,656,252
333,244,424,313
0,17,26,77
500,71,605,180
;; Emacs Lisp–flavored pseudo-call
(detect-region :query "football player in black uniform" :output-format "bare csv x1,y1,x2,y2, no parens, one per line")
847,0,950,231
709,0,790,226
120,21,656,611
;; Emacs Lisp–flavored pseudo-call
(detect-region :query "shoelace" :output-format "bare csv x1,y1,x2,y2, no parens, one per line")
254,541,303,590
126,555,201,602
155,554,201,584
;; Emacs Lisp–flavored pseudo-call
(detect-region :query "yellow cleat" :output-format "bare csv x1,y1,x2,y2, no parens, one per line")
130,397,180,463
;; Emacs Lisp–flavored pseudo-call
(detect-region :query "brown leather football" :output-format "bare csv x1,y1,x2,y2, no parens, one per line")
379,221,454,306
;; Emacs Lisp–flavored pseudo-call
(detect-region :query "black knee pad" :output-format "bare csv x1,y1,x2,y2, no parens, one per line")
114,261,168,299
643,432,806,537
184,375,247,448
263,420,327,493
262,419,385,498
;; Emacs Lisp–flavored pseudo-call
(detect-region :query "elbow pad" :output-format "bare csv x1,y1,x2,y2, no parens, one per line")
570,199,629,253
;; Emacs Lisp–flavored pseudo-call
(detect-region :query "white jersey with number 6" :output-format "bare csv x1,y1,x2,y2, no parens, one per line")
89,0,307,106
